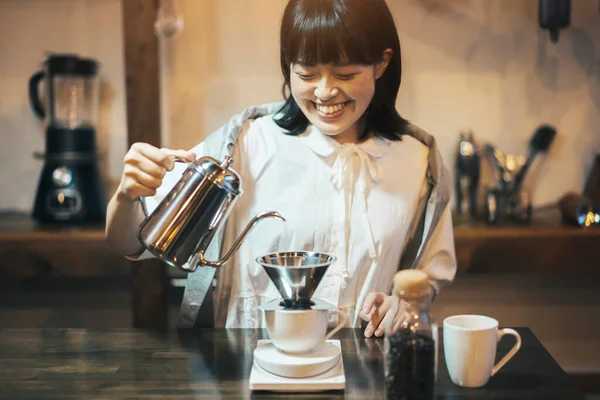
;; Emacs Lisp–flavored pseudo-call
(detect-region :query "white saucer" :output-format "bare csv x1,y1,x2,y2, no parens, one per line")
253,339,341,378
249,339,346,392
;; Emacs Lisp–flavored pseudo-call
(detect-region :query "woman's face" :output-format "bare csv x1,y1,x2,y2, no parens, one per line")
290,53,390,144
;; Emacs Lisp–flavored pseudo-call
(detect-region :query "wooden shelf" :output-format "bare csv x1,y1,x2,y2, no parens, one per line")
453,226,599,275
451,207,599,274
0,211,598,279
0,212,128,278
0,229,106,242
454,224,600,239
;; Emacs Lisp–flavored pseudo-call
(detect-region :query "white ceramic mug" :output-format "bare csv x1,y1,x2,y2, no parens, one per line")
443,315,522,388
262,305,348,354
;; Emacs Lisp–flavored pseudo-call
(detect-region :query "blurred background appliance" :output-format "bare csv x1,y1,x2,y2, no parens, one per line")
455,129,480,221
29,53,106,225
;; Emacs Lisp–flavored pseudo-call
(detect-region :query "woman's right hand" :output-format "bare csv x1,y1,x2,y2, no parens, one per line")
117,142,196,201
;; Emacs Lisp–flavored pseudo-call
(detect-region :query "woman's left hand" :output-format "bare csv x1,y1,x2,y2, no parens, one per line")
359,292,393,338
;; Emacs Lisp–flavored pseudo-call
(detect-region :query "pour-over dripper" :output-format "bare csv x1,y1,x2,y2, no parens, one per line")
256,251,336,309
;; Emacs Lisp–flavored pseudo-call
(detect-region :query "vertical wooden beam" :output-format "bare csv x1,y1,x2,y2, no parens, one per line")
122,0,167,329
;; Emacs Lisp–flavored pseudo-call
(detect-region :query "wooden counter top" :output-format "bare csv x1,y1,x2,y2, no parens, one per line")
0,327,586,399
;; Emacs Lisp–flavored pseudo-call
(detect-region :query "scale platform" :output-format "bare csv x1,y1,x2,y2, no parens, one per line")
249,339,346,392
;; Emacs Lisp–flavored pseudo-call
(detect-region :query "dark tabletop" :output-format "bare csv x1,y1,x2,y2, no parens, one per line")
0,328,585,400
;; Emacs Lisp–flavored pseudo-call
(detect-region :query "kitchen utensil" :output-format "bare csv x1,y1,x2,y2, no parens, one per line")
455,130,480,219
138,155,285,272
256,251,334,308
481,125,555,225
511,124,556,195
29,53,106,224
482,143,510,193
484,188,532,225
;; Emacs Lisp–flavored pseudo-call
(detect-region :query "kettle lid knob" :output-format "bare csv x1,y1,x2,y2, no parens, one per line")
192,155,241,194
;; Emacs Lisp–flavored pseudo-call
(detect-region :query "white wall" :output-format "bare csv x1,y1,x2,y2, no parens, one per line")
0,0,126,210
0,0,599,211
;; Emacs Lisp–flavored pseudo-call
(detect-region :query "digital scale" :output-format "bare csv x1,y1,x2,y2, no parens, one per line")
249,339,345,392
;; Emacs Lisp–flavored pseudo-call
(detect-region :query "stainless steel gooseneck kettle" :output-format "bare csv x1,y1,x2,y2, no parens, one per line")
138,155,285,272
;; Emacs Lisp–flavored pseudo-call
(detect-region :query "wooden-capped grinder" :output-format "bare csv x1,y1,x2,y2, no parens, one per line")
393,269,431,300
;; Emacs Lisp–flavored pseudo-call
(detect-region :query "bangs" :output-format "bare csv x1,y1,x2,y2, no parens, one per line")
282,2,381,66
275,0,407,140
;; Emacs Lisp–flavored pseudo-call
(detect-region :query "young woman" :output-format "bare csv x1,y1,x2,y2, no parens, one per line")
106,0,456,337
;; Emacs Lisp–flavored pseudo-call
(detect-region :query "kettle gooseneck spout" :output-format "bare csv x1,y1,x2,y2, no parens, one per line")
198,211,286,268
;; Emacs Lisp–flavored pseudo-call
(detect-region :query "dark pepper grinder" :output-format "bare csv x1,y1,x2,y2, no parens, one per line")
384,270,437,400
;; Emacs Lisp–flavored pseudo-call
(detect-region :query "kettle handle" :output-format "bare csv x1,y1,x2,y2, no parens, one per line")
28,71,45,119
172,154,233,167
198,211,285,268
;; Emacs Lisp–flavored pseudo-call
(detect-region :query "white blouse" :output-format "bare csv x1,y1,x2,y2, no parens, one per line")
145,114,455,328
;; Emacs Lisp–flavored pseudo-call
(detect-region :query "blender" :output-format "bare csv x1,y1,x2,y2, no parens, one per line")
28,53,106,224
249,251,347,392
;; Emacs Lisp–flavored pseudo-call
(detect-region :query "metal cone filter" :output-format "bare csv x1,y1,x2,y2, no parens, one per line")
256,251,336,309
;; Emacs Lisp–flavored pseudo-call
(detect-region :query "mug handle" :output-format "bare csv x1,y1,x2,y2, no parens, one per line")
491,328,522,376
324,307,349,341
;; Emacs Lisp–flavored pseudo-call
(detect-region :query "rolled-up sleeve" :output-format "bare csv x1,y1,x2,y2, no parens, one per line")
416,205,457,298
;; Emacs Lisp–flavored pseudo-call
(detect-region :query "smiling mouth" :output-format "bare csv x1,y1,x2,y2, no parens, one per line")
314,101,349,116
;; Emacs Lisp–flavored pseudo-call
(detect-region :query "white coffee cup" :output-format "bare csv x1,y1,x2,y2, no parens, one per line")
260,300,348,354
443,315,521,388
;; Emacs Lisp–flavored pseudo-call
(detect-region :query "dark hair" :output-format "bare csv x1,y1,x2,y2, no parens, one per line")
274,0,408,141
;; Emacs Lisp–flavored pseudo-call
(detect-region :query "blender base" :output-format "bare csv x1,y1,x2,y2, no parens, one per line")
249,340,345,392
